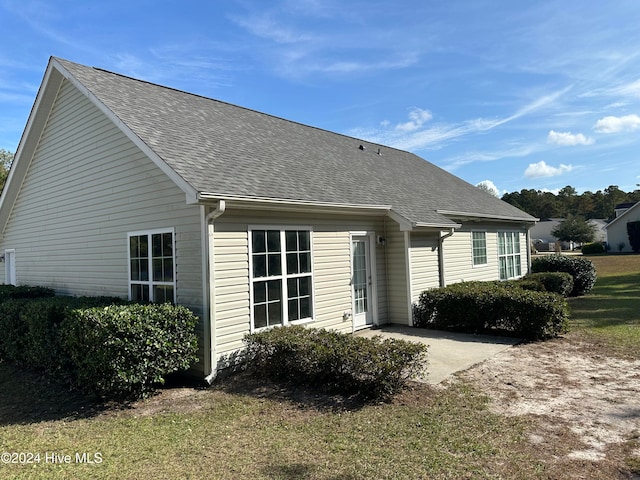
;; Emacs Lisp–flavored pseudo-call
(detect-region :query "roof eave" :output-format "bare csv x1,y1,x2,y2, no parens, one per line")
606,202,640,228
436,209,538,223
196,192,392,215
0,59,63,238
387,210,459,231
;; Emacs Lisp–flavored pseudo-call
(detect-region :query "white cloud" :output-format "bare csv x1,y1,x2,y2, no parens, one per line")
524,161,573,178
348,87,571,153
395,108,432,132
476,180,500,197
593,114,640,133
612,79,640,97
547,130,594,146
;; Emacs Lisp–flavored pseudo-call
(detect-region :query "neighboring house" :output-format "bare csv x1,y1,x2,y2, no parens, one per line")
0,58,536,380
606,202,640,253
530,218,607,251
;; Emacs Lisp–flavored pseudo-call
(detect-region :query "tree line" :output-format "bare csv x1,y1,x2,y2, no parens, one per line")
0,149,13,192
501,185,640,221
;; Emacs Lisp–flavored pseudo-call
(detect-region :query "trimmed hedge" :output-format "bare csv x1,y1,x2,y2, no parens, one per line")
0,296,126,371
581,242,606,255
0,299,32,364
0,284,55,303
0,292,199,400
523,272,574,297
244,326,428,401
62,303,199,399
413,282,569,340
531,254,597,296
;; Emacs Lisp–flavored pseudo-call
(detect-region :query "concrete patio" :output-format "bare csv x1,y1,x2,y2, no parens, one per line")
356,325,520,384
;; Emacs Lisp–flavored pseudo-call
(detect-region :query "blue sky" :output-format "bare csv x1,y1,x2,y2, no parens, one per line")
2,0,640,195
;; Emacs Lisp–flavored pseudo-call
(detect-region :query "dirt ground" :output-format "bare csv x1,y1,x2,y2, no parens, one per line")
454,336,640,478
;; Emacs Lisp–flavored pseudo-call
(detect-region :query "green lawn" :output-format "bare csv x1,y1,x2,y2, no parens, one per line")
568,254,640,358
0,368,543,480
0,254,638,479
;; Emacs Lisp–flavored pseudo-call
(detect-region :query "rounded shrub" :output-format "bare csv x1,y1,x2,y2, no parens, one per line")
524,272,574,297
581,242,605,255
61,303,199,400
414,282,569,340
243,325,428,401
531,254,596,296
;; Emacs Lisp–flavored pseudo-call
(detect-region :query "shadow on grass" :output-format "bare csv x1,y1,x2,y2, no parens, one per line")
569,271,640,329
263,463,357,480
0,361,107,426
214,371,373,413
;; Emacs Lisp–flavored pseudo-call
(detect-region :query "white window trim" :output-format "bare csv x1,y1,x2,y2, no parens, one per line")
497,230,523,280
127,228,176,303
248,225,315,332
471,230,488,267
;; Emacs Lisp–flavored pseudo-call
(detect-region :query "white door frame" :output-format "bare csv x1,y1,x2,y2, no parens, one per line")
4,249,16,285
350,232,377,331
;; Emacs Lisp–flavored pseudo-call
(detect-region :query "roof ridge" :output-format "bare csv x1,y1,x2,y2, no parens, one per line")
64,58,409,156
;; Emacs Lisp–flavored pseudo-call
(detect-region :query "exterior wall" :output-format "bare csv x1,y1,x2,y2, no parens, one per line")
408,231,440,302
385,221,410,325
0,79,204,364
442,224,527,285
211,209,391,360
607,206,640,253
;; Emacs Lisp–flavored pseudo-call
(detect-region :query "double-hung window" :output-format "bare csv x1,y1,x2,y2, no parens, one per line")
250,228,313,330
128,229,176,303
472,231,487,266
498,231,522,280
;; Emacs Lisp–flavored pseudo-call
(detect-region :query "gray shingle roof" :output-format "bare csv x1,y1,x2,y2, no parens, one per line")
55,58,535,227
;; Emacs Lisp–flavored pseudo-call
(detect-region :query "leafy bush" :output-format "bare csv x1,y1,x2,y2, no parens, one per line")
21,296,126,375
413,282,569,340
531,254,597,296
0,296,126,369
0,285,55,304
523,272,574,297
512,278,546,292
581,242,606,255
0,299,31,363
61,303,199,399
243,326,428,401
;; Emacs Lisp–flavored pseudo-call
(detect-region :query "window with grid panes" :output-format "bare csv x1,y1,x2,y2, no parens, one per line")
498,231,522,280
128,230,175,303
250,229,313,329
472,231,487,266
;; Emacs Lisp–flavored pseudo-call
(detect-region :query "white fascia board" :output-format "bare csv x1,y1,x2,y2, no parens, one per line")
0,60,63,235
387,211,415,231
606,202,640,228
436,209,538,223
196,192,392,214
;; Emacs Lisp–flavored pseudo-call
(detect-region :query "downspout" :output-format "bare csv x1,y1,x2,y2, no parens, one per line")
438,228,455,288
526,226,532,274
204,200,226,384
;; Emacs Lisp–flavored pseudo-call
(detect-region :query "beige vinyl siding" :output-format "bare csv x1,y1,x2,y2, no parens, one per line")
443,225,528,285
385,221,410,325
409,232,440,302
211,209,389,359
1,79,204,364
